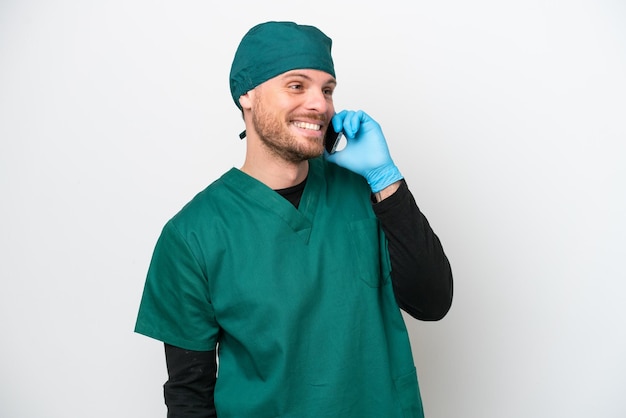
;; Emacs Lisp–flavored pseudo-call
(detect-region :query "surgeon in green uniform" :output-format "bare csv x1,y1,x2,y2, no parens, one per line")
135,21,453,418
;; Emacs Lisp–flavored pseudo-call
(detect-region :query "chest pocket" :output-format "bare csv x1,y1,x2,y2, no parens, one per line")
348,218,391,288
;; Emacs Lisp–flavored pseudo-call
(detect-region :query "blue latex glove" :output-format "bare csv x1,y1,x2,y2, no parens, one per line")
325,110,403,193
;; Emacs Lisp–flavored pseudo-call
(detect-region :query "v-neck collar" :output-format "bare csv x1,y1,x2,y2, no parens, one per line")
221,158,326,244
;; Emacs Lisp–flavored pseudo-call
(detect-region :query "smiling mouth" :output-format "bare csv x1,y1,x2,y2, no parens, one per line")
293,121,322,132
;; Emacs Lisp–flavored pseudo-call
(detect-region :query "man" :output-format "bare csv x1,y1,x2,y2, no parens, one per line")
135,21,453,417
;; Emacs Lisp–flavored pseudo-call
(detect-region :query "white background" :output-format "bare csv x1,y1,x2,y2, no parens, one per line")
1,1,625,417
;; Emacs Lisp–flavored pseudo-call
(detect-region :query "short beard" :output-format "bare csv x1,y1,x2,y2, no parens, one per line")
251,96,324,163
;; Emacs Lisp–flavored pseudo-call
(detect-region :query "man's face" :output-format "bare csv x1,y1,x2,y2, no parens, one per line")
248,69,337,163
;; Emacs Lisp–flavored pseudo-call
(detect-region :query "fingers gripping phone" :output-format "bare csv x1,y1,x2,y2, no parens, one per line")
324,124,343,154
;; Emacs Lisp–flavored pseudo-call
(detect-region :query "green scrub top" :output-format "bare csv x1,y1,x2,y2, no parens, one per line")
135,157,424,417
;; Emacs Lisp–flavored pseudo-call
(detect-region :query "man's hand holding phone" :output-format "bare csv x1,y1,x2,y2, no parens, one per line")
324,110,403,193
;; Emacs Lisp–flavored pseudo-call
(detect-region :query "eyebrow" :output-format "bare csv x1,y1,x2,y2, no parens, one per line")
283,71,337,86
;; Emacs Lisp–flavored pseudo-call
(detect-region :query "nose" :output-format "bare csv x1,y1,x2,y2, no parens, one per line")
304,89,331,113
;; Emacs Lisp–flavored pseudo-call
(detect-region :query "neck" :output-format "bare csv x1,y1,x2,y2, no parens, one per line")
240,151,309,190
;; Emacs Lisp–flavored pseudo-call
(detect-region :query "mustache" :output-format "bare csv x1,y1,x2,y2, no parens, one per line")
289,113,327,123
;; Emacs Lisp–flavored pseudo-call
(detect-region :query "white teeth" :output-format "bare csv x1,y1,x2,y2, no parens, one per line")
293,121,321,131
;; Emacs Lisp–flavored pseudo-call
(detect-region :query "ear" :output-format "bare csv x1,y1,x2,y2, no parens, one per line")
238,91,253,110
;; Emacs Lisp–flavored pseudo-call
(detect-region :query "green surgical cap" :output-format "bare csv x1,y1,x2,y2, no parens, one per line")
229,21,335,110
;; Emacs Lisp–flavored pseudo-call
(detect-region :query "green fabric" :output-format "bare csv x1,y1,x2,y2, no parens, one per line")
229,21,335,109
135,157,423,417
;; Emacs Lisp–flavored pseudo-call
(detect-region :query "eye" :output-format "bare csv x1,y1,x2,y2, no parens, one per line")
323,87,334,96
288,83,304,91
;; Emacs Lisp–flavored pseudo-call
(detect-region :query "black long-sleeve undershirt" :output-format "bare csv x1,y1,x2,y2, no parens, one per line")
373,180,453,320
163,344,217,418
163,179,453,417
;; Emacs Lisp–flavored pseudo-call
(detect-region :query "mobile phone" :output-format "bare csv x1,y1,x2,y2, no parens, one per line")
324,124,343,154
